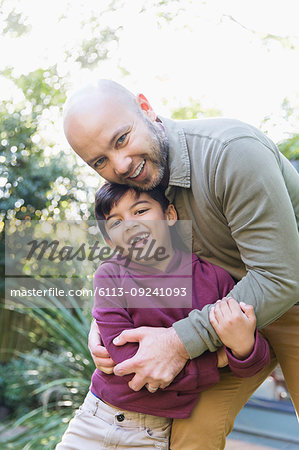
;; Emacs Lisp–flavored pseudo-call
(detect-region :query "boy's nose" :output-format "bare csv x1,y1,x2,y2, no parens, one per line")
124,220,139,232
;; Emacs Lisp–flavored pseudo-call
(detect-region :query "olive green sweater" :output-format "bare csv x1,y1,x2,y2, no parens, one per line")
161,116,299,359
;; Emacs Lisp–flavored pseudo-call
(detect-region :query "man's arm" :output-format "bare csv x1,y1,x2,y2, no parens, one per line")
173,140,299,359
113,298,270,389
95,307,223,392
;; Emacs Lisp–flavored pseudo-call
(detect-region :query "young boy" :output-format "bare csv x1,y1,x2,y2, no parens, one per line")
56,183,270,449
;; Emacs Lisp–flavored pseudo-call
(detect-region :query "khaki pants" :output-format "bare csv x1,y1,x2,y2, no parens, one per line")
170,306,299,450
56,391,172,450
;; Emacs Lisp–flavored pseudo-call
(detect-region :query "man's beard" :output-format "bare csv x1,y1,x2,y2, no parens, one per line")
126,116,168,191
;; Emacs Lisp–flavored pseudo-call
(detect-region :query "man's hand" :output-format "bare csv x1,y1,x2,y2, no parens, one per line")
113,326,189,391
210,297,256,360
88,320,115,374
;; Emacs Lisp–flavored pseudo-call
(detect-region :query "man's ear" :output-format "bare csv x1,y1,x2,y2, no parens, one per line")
136,93,156,121
165,204,177,227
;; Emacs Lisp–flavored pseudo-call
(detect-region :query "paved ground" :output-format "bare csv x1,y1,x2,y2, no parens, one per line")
225,439,274,449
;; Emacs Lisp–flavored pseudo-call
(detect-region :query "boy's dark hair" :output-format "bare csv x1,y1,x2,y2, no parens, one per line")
95,182,169,240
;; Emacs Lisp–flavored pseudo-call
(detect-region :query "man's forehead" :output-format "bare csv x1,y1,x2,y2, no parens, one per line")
69,93,136,131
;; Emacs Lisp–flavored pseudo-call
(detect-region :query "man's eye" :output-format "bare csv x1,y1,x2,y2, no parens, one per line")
116,133,128,147
94,157,106,169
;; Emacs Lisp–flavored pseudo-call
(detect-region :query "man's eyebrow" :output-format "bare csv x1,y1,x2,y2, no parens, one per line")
87,125,130,166
109,125,130,147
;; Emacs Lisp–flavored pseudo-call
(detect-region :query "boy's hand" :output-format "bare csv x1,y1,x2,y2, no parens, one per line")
88,320,115,374
209,298,256,360
216,346,228,368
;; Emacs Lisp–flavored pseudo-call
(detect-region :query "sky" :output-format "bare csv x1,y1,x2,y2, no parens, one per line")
1,0,299,143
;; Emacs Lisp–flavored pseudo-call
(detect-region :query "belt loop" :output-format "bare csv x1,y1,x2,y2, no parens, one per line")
93,400,99,416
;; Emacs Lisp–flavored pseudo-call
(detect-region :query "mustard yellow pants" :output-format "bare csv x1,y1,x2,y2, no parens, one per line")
170,306,299,450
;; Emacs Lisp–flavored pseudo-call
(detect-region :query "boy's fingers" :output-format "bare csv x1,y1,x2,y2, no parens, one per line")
226,297,242,314
209,306,218,325
240,303,256,319
216,299,230,317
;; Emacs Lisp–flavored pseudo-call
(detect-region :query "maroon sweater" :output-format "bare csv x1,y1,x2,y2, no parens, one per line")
91,250,270,418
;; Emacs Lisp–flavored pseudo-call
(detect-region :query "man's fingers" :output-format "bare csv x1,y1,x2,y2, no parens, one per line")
128,373,146,392
88,320,109,357
97,365,115,375
113,328,144,346
145,383,160,394
93,356,115,368
114,357,138,376
89,345,111,358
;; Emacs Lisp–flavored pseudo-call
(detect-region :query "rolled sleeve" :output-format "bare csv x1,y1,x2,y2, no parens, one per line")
225,331,270,378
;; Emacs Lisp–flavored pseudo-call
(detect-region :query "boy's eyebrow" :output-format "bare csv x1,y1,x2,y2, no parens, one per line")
87,125,130,165
106,200,151,222
129,200,151,209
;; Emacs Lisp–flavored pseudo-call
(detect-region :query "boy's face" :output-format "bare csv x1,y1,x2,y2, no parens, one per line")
104,191,177,269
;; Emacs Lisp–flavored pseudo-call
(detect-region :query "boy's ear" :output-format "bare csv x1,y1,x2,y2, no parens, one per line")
165,204,177,227
136,93,156,122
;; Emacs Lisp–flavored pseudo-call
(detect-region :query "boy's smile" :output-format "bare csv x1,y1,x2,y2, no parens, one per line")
104,191,177,270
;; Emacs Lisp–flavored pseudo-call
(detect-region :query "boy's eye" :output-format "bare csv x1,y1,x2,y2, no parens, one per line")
116,133,128,147
109,219,122,229
135,208,149,215
94,156,107,169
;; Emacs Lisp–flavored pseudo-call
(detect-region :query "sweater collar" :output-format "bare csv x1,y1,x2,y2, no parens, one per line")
158,117,191,195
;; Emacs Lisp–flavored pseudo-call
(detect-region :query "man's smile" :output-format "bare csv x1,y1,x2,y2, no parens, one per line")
129,160,146,179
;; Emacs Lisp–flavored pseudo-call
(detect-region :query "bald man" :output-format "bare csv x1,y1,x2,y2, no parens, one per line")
64,80,299,449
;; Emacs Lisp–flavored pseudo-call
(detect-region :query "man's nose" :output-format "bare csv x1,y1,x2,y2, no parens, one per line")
112,154,132,176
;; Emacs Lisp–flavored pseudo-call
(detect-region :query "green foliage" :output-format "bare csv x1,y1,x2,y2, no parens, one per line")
0,65,80,223
0,349,86,418
0,66,95,304
74,29,121,69
278,134,299,161
0,294,94,449
1,6,31,37
171,99,222,120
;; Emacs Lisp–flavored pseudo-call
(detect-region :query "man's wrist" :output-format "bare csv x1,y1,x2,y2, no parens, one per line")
169,326,190,360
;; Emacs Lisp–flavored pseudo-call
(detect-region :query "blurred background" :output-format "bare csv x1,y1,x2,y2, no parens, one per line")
0,0,298,448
